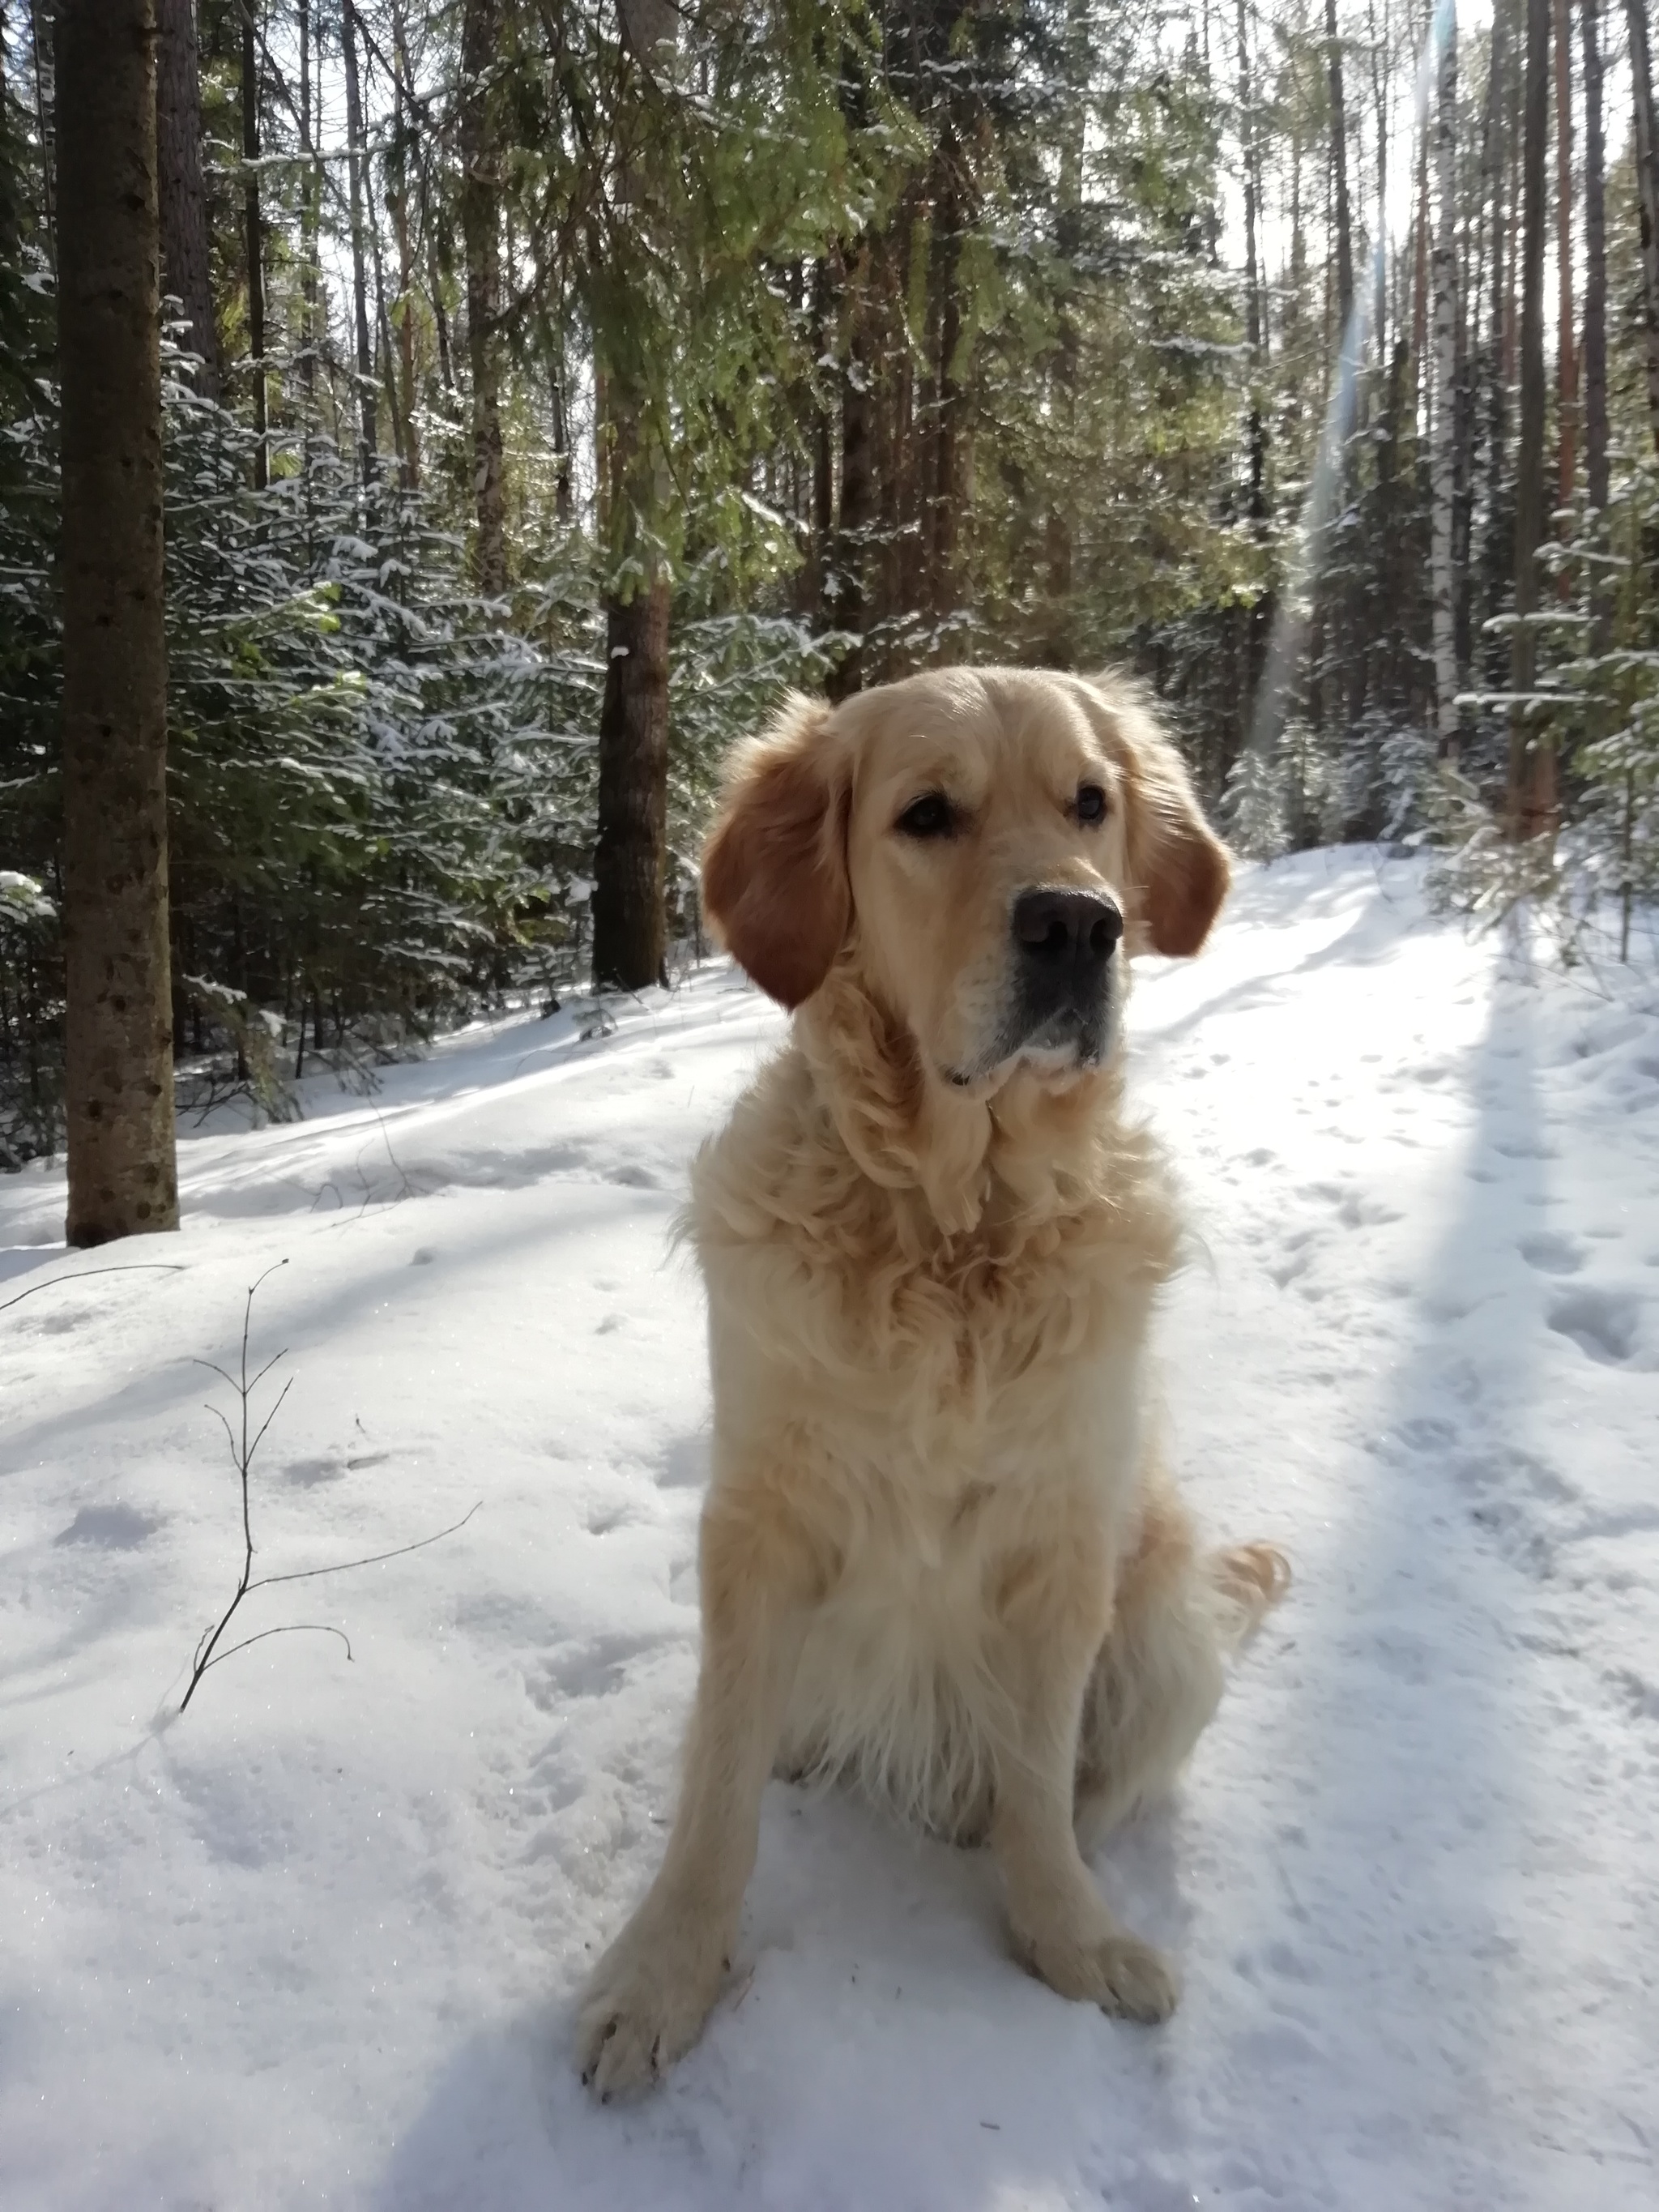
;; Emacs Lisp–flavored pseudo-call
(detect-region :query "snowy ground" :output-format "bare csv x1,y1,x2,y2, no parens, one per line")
3,849,1657,2211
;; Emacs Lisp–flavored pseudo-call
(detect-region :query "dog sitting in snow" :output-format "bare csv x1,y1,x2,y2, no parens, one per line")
578,667,1288,2096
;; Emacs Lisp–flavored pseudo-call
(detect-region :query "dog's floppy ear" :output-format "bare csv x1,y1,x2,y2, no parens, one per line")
1082,675,1230,957
702,694,852,1009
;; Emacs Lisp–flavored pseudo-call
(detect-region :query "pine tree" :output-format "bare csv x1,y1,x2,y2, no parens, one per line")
57,0,179,1242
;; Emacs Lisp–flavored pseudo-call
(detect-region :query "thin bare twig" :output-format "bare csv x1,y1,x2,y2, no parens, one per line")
195,1622,355,1676
248,1502,482,1592
179,1264,477,1711
0,1264,186,1317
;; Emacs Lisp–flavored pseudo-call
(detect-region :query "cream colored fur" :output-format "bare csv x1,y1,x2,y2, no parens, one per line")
576,668,1287,2099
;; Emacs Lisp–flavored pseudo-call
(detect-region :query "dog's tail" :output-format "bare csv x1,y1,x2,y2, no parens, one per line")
1209,1540,1292,1657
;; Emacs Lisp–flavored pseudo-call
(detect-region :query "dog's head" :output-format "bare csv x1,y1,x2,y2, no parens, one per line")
702,668,1228,1098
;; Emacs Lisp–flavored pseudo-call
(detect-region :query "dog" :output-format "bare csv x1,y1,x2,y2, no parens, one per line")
577,666,1288,2098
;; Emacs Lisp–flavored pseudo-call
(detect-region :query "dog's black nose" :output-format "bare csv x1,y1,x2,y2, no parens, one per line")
1012,887,1124,971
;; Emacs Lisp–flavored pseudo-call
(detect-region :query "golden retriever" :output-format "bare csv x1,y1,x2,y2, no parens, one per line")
577,666,1287,2097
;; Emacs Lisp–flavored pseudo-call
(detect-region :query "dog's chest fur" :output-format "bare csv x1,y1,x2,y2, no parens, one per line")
689,1040,1183,1836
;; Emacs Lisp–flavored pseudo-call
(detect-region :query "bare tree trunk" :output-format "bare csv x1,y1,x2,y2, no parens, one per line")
459,0,505,589
593,510,671,991
928,181,965,645
389,2,420,489
242,4,267,488
1627,0,1659,457
1431,2,1460,755
1324,0,1354,331
828,239,872,702
592,0,676,991
1482,0,1513,687
1237,0,1269,531
58,0,178,1245
808,252,835,631
155,0,216,396
298,0,317,414
342,0,377,483
1552,0,1576,506
1581,0,1608,525
1508,0,1554,840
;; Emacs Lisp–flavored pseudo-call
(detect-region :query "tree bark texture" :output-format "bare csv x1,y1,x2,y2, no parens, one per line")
1324,0,1354,333
1508,0,1554,839
342,0,377,482
1431,3,1460,753
1580,0,1608,525
242,6,267,488
1482,0,1513,685
459,0,505,591
592,568,672,992
591,0,677,990
1627,0,1659,458
154,0,216,395
57,0,179,1245
1551,0,1575,507
827,241,873,702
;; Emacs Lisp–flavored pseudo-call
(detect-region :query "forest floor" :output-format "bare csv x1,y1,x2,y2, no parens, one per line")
3,850,1657,2212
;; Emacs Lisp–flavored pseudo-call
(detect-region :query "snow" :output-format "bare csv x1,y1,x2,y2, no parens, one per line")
3,848,1657,2210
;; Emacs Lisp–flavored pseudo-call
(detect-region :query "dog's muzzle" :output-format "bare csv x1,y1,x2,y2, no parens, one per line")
1006,886,1123,1064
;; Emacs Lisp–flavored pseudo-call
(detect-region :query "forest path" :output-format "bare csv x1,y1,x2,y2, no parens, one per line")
2,852,1656,2210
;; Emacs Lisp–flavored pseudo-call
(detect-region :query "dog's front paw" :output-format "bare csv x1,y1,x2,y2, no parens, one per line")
1021,1923,1179,2023
577,1905,727,2099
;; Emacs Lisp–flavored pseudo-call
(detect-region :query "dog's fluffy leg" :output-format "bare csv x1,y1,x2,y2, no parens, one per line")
577,1484,817,2098
987,1507,1180,2025
1073,1480,1290,1851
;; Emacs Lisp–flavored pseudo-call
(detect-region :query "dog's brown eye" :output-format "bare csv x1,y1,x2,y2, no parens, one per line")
1076,784,1109,825
896,792,957,839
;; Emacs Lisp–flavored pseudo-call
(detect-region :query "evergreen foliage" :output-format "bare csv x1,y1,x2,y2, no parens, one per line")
2,0,1658,1168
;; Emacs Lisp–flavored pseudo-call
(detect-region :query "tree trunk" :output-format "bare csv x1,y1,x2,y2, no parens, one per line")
298,0,317,414
389,3,420,489
58,0,178,1245
928,181,965,644
1236,0,1269,532
1552,0,1575,507
1579,0,1610,661
1627,0,1659,457
1431,1,1460,755
1508,0,1554,840
241,5,267,488
1482,0,1512,688
591,0,677,991
1324,0,1354,332
459,0,505,590
592,560,671,991
828,238,873,702
342,0,377,483
808,252,835,632
154,0,216,396
1580,0,1608,523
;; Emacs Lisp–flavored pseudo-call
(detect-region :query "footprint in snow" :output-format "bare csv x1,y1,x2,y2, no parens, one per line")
1518,1231,1584,1276
1547,1287,1643,1366
54,1503,159,1549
